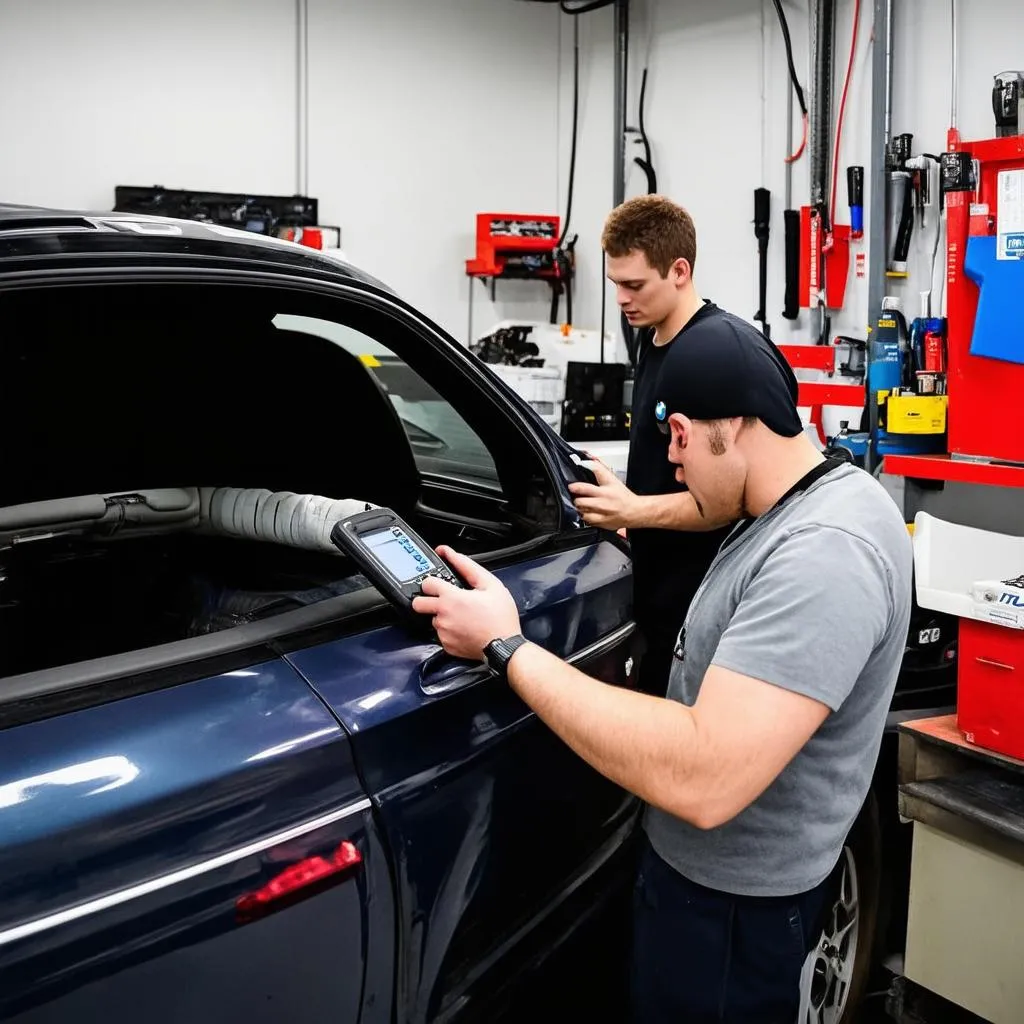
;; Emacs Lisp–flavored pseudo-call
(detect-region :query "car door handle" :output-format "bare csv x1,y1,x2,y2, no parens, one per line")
420,649,493,695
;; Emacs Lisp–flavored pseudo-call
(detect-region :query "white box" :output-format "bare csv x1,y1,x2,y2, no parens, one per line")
490,365,564,430
912,512,1024,629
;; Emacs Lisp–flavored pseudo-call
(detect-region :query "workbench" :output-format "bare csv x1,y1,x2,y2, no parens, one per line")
897,715,1024,1023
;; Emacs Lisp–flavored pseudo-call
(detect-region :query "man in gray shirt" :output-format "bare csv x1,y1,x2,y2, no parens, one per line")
413,317,913,1022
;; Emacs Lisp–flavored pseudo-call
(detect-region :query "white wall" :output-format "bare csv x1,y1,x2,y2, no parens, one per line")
2,0,1023,348
0,0,563,340
306,0,562,339
0,0,298,206
554,0,870,346
555,0,1024,342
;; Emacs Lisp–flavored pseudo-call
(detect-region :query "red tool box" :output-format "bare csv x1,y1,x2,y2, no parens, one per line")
465,213,560,278
944,130,1024,465
957,617,1024,761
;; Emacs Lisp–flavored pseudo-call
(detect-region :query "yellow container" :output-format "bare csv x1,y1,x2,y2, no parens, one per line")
885,394,948,435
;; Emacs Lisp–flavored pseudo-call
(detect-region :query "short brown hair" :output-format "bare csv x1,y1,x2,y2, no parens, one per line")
601,195,697,277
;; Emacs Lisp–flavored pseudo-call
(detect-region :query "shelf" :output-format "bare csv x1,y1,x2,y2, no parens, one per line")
797,381,865,407
883,454,1024,488
777,344,836,373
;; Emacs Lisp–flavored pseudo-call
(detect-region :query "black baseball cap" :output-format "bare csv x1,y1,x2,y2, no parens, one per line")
653,315,803,437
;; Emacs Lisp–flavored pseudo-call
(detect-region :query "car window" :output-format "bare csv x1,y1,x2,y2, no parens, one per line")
273,314,500,489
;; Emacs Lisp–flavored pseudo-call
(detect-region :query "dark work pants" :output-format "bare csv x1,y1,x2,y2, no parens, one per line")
631,837,835,1023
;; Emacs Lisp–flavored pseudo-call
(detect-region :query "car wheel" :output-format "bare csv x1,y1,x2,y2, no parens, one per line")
804,792,882,1024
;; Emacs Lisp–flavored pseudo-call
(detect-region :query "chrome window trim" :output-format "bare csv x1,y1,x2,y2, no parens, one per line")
568,621,636,667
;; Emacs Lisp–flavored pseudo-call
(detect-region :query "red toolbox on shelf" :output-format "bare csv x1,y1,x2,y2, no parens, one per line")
913,511,1024,761
957,618,1024,759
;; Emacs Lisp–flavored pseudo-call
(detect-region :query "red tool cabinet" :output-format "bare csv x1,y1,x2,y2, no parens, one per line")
944,131,1024,465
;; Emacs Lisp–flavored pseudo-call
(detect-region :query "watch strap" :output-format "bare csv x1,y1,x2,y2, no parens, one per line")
485,634,529,678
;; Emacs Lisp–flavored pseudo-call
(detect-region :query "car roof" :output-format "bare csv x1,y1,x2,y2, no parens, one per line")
0,201,394,293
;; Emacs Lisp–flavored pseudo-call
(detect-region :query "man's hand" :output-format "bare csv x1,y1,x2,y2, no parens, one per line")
410,547,522,660
568,460,641,531
571,457,724,533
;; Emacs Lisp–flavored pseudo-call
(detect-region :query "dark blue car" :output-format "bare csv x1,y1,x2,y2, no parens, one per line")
0,207,639,1022
0,205,955,1024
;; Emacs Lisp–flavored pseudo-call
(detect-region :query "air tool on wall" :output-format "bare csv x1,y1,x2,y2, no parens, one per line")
754,188,772,338
771,0,807,322
993,71,1024,137
886,132,915,277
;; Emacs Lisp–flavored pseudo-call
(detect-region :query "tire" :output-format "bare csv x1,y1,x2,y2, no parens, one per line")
804,790,884,1024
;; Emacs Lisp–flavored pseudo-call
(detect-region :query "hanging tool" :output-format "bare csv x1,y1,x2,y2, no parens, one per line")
808,0,836,344
754,188,771,338
772,0,807,321
993,71,1024,137
629,68,657,194
886,132,915,276
848,166,864,239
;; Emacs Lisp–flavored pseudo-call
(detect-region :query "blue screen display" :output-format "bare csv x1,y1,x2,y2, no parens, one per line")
364,527,434,582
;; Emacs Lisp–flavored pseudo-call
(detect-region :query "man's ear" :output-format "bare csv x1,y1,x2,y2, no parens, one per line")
671,257,692,288
668,412,691,447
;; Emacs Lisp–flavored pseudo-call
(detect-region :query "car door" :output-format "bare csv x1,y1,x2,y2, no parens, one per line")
0,656,393,1024
276,304,640,1022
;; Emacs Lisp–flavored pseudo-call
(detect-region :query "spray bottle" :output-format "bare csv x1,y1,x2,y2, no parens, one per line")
870,296,908,397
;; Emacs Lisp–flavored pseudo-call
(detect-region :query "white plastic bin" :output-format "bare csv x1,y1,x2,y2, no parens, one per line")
913,512,1024,630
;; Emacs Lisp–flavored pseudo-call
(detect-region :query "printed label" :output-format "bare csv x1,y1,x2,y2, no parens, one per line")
997,170,1024,260
979,605,1024,629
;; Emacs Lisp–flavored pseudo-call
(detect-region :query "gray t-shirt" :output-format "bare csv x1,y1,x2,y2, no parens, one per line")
643,462,912,897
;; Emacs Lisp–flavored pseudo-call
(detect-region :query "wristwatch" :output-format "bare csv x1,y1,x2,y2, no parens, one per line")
483,634,529,680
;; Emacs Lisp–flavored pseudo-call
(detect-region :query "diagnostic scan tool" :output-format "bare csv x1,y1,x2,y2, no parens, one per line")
330,508,467,613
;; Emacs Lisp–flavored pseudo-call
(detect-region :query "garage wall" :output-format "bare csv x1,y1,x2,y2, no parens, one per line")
0,0,298,205
306,0,562,340
1,0,1023,347
556,0,1024,348
889,0,1024,315
0,0,563,340
554,0,867,347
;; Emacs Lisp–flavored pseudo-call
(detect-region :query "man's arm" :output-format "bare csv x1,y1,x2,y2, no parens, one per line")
413,528,897,830
504,643,829,829
568,460,729,532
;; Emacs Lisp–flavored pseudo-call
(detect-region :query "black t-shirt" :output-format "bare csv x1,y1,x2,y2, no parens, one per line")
625,301,734,649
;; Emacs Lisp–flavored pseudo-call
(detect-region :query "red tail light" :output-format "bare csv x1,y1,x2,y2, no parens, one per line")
236,841,362,922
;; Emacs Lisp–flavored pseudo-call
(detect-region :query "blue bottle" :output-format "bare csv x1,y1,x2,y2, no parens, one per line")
870,302,905,395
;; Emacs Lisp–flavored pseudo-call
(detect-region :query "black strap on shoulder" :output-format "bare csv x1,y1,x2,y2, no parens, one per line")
722,457,844,551
773,455,844,508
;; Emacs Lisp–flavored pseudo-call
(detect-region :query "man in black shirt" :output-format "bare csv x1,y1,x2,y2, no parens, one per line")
569,195,798,695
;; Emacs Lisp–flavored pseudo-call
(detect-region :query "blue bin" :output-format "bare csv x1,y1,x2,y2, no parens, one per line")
964,235,1024,365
